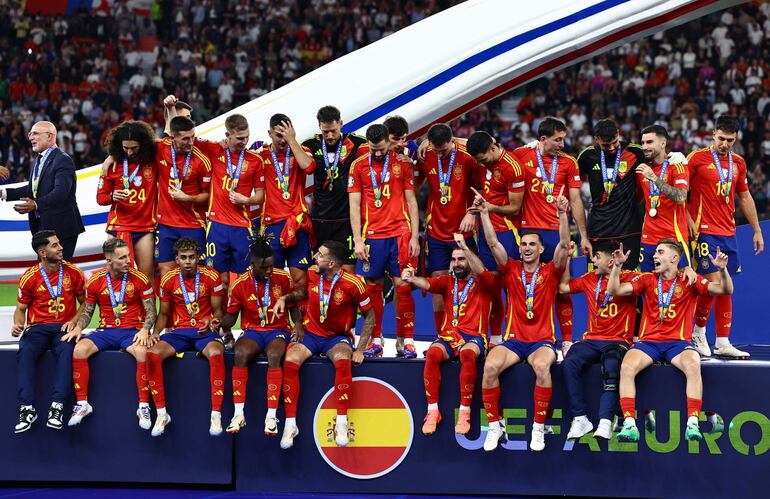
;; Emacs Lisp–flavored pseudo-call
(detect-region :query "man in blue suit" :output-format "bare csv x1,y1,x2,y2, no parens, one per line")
0,121,85,260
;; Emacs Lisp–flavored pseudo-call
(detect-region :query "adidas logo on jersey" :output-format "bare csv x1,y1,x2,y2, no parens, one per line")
592,164,600,171
429,168,437,175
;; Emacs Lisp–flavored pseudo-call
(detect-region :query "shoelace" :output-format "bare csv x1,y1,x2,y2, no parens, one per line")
49,406,62,420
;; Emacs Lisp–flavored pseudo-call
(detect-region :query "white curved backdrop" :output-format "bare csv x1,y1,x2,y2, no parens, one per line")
0,0,742,279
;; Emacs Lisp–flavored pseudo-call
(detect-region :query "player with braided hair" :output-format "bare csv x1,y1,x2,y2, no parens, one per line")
221,233,295,435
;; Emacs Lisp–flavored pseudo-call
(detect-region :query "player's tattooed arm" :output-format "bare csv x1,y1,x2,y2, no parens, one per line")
653,178,687,204
75,302,96,330
142,297,157,331
353,308,375,365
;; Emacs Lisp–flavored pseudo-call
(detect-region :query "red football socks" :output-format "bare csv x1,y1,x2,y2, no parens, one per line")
146,351,166,409
72,358,90,402
556,294,573,342
334,359,352,415
283,361,300,418
395,284,415,339
687,397,702,419
695,295,713,328
232,366,248,405
459,348,477,406
482,386,500,423
266,367,282,410
209,354,225,411
423,347,444,404
533,385,552,424
136,360,149,403
620,397,636,420
714,295,732,338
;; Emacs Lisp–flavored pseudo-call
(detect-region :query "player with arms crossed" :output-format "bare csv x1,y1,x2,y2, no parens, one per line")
348,124,420,357
402,234,494,435
688,115,764,359
273,241,374,449
609,240,733,442
97,120,158,281
476,188,571,452
146,238,226,437
221,235,294,435
13,230,86,433
67,238,156,428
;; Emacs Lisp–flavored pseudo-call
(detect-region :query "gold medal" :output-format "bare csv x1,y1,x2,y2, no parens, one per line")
526,310,534,320
190,318,196,326
452,319,458,327
649,208,657,217
328,183,334,191
282,191,291,200
725,196,730,204
260,319,266,327
546,194,554,203
440,196,448,205
114,317,121,326
320,315,326,323
374,199,382,208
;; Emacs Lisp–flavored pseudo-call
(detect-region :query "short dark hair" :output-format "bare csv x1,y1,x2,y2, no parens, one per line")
383,115,408,137
321,240,349,266
225,114,249,132
103,237,128,257
466,131,494,156
519,230,543,244
249,233,274,260
593,119,619,142
641,124,669,140
170,116,195,135
538,117,568,138
316,106,341,123
714,115,740,134
427,124,453,147
174,237,200,256
175,100,192,112
269,113,291,129
592,240,617,256
366,124,389,144
107,120,157,164
32,230,57,254
451,244,478,257
657,238,683,256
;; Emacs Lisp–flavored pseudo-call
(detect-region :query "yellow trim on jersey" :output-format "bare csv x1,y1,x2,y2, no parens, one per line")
672,210,691,267
86,268,108,287
231,272,251,288
200,267,220,281
159,268,181,288
18,266,38,289
341,273,366,294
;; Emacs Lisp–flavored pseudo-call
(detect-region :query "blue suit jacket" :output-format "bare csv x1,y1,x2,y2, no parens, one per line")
6,148,85,238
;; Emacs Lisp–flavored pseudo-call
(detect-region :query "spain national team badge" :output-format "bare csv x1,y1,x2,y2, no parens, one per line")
618,161,628,175
362,262,370,272
392,164,401,177
314,377,413,479
334,289,345,305
454,165,463,179
143,166,153,179
493,168,501,180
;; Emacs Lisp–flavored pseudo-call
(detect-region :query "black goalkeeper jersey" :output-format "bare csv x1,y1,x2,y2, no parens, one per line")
578,142,645,240
303,133,366,221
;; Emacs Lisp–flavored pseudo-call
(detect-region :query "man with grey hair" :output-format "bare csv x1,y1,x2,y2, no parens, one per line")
0,121,84,260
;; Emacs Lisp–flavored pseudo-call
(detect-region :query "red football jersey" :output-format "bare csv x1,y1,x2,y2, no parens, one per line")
638,161,689,245
419,144,481,241
515,147,582,230
482,149,524,232
155,139,212,229
226,268,293,331
500,259,563,343
85,267,154,329
96,160,157,232
427,270,495,339
348,151,414,239
159,267,224,329
687,147,749,237
303,267,371,338
17,261,85,325
197,140,265,228
568,271,637,344
631,271,711,342
258,144,315,225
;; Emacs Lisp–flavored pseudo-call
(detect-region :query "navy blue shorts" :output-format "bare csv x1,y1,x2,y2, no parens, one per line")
632,340,695,363
298,330,353,356
499,339,556,361
239,329,290,351
263,220,311,270
356,235,412,278
107,231,152,245
160,328,223,353
477,228,519,270
640,243,690,272
432,331,487,360
693,233,741,275
206,220,253,274
155,224,206,263
425,235,478,274
88,328,138,351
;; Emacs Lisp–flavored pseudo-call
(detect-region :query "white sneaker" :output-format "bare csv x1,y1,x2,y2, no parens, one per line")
483,422,506,451
280,423,299,449
593,418,613,440
67,402,93,427
151,412,171,437
530,425,546,451
209,412,223,436
227,414,246,434
567,416,594,440
691,326,711,356
645,411,656,433
713,344,750,359
335,419,349,447
137,406,151,430
264,415,279,436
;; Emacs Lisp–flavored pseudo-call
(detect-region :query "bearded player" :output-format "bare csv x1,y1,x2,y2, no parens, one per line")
688,115,764,359
402,234,493,435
